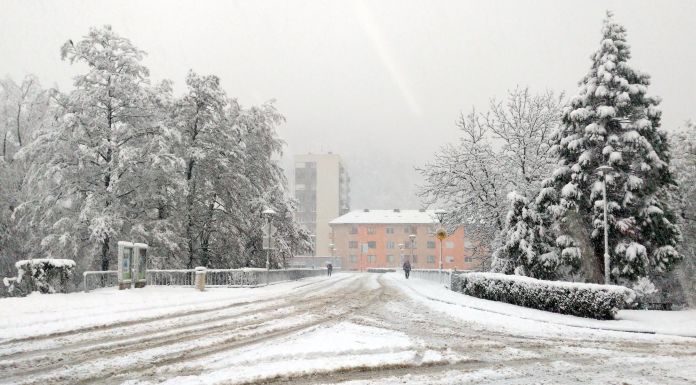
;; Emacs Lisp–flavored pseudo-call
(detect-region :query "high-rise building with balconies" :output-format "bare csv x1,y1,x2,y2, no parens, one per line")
294,153,350,256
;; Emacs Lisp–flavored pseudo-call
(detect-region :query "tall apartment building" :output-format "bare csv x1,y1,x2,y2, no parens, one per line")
294,153,350,256
330,209,481,271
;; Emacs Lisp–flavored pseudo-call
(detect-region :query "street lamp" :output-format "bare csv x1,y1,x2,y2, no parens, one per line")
409,234,416,266
329,243,335,268
434,209,448,282
262,208,276,271
309,234,316,269
596,165,614,285
398,243,404,266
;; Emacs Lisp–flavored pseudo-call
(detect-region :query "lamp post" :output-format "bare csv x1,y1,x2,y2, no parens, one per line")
329,243,335,268
434,209,448,283
596,165,614,285
409,234,416,266
398,243,404,266
262,208,276,272
309,234,316,269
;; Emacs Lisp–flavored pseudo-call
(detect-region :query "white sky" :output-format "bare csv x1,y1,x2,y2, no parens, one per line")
1,0,695,208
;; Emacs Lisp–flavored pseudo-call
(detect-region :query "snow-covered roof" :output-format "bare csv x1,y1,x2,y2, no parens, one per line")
330,209,437,225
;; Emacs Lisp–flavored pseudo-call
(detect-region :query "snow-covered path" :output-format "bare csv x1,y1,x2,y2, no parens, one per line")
1,273,695,384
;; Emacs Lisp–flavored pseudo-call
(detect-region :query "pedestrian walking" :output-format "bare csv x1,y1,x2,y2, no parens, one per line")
403,260,411,279
327,262,333,276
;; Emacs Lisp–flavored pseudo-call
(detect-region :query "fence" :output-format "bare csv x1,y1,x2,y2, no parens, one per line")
83,270,119,292
410,269,470,289
83,268,325,291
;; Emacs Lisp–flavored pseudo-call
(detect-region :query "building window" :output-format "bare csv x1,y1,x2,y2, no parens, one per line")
404,225,416,234
367,241,376,249
367,227,376,234
412,255,418,263
367,255,376,263
386,227,394,234
427,240,436,249
446,256,454,263
350,226,358,234
350,255,357,263
407,240,417,248
387,241,395,249
465,256,473,263
349,241,358,249
445,241,455,249
427,255,435,263
387,255,394,263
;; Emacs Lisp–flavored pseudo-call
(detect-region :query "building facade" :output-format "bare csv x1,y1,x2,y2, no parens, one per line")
330,209,481,271
294,153,350,256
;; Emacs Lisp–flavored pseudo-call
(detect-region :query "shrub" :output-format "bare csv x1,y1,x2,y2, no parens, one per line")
7,259,76,294
455,272,635,319
367,268,396,273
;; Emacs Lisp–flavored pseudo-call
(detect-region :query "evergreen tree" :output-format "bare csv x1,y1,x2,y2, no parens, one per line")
492,186,579,280
548,12,681,283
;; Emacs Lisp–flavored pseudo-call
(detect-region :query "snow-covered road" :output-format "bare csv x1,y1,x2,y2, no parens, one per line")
1,273,695,384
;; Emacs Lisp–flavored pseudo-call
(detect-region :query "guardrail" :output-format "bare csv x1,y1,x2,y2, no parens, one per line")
83,270,118,292
410,269,470,289
147,269,195,286
83,268,326,291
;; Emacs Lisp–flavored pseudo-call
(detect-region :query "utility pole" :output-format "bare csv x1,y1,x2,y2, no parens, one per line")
596,165,614,285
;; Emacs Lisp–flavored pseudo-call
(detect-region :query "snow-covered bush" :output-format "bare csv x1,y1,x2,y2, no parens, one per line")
456,272,635,319
631,276,658,309
12,259,76,294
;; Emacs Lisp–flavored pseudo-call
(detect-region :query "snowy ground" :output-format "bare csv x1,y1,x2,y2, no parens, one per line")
1,272,695,384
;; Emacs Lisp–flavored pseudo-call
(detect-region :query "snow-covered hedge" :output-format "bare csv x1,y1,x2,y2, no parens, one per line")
4,259,76,295
453,272,636,319
367,268,396,273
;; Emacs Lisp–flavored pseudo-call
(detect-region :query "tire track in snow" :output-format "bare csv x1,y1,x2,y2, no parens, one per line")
2,274,377,385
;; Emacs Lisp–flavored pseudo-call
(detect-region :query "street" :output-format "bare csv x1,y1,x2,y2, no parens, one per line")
1,273,695,385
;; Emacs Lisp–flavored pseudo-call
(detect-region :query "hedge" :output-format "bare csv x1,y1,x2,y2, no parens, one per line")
3,259,76,295
452,272,636,320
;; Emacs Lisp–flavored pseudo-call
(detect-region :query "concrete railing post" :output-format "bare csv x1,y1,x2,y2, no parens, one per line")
195,266,207,291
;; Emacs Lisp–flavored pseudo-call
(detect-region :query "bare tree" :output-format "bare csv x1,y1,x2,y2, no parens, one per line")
418,87,563,261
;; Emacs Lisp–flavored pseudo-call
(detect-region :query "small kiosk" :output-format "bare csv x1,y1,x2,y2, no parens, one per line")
117,241,134,290
133,243,148,288
118,241,149,289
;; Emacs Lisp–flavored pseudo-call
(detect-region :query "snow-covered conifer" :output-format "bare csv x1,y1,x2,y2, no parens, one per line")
548,12,681,283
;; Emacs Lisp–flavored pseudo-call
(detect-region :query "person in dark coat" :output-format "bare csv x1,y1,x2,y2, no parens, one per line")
327,262,333,277
403,260,411,279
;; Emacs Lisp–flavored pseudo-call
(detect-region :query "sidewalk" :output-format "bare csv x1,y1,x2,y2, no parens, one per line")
386,272,696,339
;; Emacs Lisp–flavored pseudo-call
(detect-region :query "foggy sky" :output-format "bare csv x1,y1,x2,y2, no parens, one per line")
2,0,695,209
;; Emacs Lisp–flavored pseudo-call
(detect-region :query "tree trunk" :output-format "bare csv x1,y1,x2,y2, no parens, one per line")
186,162,196,269
2,130,7,158
185,114,200,268
101,234,110,271
15,103,22,147
199,197,216,267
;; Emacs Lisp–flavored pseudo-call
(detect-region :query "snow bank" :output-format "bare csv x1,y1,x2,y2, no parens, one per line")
453,272,635,319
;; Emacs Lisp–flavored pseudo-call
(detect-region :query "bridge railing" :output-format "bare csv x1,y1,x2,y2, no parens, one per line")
83,268,325,291
147,269,195,286
83,270,119,292
409,269,470,289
